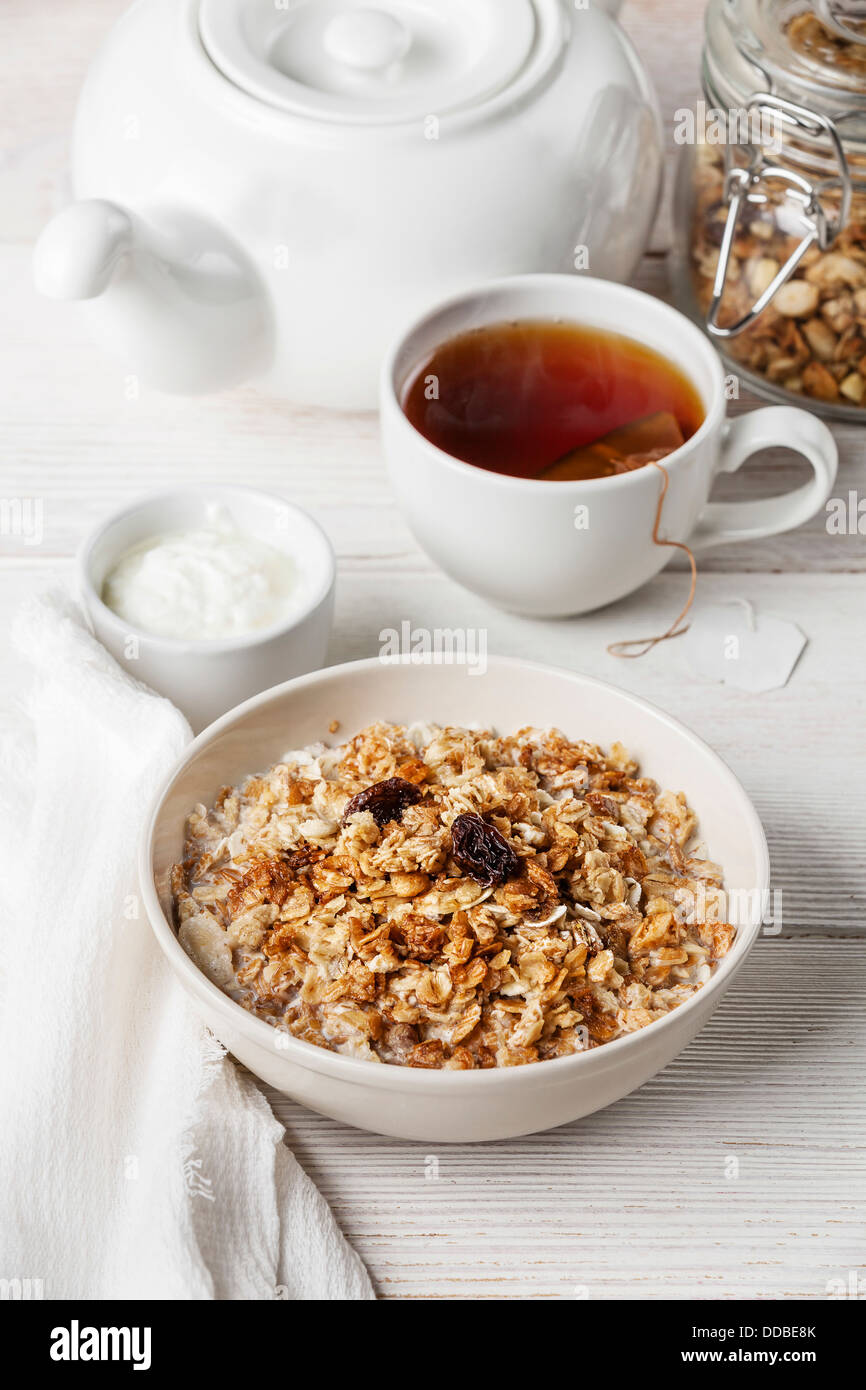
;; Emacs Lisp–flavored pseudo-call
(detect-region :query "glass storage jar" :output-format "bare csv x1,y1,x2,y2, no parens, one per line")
672,0,866,418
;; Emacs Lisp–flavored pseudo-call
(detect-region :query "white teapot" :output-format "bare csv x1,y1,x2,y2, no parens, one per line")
33,0,662,409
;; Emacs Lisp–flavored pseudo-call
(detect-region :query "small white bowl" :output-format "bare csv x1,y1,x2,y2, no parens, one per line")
141,656,769,1143
79,487,335,732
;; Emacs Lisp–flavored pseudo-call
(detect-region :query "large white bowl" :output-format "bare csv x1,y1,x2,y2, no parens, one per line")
141,657,769,1142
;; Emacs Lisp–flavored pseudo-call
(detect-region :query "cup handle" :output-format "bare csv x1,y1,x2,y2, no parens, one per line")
689,406,838,553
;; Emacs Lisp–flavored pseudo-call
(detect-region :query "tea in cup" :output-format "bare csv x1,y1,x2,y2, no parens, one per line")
381,275,838,617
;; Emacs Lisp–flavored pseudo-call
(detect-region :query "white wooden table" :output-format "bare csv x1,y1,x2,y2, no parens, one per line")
1,0,863,1300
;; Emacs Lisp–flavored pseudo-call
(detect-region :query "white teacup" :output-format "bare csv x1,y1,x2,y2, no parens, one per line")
380,275,838,617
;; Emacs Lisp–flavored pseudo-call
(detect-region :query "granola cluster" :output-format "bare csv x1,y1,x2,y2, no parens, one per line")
172,722,735,1069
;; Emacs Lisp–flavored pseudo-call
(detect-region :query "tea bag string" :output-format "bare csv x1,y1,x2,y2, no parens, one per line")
607,460,697,659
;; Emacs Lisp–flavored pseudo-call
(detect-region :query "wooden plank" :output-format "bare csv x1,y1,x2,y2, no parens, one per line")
1,3,863,574
622,0,708,255
329,567,866,939
0,246,863,575
259,936,866,1300
2,0,864,1307
3,560,864,938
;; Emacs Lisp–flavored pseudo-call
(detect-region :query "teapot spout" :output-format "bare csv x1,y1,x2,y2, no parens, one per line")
33,199,135,300
33,199,271,394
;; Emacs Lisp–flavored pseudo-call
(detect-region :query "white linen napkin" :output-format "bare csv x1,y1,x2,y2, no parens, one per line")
0,591,373,1301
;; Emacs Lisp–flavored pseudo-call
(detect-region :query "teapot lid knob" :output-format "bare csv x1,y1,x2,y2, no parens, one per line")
199,0,565,126
324,9,412,72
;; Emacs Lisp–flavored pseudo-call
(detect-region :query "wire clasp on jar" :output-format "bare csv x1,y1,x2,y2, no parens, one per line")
706,92,852,339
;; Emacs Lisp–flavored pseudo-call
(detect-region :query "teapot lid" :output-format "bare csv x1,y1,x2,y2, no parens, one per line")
198,0,565,125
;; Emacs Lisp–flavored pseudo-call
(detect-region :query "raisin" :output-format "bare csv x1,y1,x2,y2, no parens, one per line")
341,776,423,829
450,812,521,888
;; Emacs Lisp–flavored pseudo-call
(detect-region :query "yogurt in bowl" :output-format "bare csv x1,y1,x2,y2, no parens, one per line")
80,488,335,731
102,507,301,642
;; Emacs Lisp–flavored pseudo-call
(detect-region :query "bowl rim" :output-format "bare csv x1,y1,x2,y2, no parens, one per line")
77,484,337,654
379,273,727,496
140,654,770,1093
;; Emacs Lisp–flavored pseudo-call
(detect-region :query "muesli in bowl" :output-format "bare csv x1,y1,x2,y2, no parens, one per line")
172,720,736,1070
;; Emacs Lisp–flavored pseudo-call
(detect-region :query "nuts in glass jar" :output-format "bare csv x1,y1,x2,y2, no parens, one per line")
675,1,866,416
689,142,866,408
